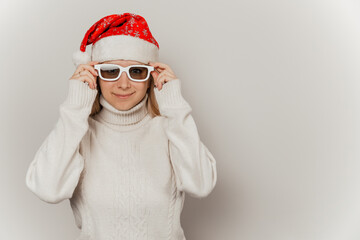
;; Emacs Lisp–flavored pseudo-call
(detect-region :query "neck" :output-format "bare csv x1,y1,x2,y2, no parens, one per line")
97,93,149,126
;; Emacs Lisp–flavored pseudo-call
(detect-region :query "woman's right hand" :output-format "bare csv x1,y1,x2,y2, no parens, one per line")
70,61,99,90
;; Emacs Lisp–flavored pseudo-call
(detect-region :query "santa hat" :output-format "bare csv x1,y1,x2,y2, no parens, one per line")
72,13,159,66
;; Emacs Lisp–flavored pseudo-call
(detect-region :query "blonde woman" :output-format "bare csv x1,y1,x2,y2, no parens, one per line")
25,12,217,240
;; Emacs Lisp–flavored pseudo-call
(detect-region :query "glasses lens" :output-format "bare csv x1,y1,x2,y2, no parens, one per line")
100,65,120,79
129,66,148,80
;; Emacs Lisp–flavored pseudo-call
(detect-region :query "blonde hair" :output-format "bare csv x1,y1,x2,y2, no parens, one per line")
89,75,161,118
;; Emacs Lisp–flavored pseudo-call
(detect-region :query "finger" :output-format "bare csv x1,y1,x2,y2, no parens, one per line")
78,76,96,89
75,63,98,77
153,71,172,89
81,64,99,77
155,75,167,91
80,71,96,89
87,72,97,89
157,75,169,90
158,71,172,78
87,61,100,65
82,70,96,82
155,71,171,84
149,62,169,69
150,62,175,75
153,76,162,90
162,71,176,79
151,69,159,81
155,69,175,79
76,76,89,86
153,71,164,88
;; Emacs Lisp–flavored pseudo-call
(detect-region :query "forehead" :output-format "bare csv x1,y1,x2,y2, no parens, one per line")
101,59,146,65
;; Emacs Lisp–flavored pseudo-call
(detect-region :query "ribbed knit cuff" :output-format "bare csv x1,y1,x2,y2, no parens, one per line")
63,79,98,107
154,79,191,110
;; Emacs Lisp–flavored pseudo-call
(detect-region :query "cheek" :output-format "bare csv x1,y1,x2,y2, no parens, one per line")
133,82,149,91
99,82,113,95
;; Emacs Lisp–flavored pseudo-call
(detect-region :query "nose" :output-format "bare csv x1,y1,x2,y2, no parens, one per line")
116,71,131,88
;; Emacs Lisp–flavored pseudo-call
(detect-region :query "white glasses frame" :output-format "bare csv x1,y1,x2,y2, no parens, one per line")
94,64,155,82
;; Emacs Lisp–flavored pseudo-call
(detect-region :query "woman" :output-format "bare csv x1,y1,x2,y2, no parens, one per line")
25,12,217,240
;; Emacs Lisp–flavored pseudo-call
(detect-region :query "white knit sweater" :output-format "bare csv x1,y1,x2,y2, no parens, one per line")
25,78,217,240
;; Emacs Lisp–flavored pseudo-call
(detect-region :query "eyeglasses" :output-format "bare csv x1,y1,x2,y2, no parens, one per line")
94,64,154,82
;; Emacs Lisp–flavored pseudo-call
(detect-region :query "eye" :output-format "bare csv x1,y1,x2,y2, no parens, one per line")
104,69,117,74
100,66,120,78
130,68,144,74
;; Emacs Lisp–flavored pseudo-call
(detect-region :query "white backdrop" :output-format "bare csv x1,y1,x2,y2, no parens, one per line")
1,0,360,239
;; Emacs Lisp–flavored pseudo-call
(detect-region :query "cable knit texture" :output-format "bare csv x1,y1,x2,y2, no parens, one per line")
25,78,217,240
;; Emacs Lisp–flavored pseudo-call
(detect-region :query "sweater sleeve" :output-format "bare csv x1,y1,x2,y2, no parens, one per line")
154,79,217,198
25,80,98,204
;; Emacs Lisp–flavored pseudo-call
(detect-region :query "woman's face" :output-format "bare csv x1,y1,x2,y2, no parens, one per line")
98,59,150,111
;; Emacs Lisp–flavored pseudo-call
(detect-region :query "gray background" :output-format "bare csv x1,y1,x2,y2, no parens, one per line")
2,0,360,239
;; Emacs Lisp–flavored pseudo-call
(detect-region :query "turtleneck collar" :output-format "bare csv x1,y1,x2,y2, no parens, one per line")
97,92,149,126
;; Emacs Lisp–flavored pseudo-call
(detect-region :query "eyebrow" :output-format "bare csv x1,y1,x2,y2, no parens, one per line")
100,62,148,65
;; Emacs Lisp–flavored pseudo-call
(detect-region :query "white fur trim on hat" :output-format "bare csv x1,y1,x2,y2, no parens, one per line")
72,50,91,67
91,35,159,64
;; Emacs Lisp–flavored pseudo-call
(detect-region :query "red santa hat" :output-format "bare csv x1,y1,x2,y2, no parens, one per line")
72,13,159,66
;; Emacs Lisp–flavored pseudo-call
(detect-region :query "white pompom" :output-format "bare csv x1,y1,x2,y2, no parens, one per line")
72,50,91,67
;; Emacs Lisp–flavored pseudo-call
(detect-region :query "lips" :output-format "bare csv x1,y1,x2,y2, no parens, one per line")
114,92,134,97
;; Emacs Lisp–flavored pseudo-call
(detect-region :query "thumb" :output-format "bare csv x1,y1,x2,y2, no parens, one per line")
151,70,159,80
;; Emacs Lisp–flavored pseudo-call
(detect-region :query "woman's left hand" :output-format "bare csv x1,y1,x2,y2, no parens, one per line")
149,61,177,91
